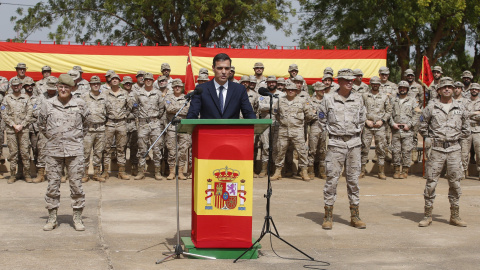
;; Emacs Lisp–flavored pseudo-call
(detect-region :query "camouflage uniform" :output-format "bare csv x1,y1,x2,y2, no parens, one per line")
258,89,284,164
82,90,107,171
461,83,480,177
307,83,328,177
165,92,190,170
122,77,139,172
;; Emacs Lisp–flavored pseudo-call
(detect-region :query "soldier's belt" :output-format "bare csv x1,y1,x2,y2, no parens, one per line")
89,123,105,129
329,134,359,142
433,140,459,148
108,118,125,123
138,117,159,124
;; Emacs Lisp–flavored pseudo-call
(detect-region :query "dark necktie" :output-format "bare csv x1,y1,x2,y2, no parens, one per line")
219,85,224,114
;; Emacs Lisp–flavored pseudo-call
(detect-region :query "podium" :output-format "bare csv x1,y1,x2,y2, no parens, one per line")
178,119,271,249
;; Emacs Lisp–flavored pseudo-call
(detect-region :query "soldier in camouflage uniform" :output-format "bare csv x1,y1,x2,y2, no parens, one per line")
23,78,38,175
390,81,420,179
323,67,339,92
165,80,190,180
404,68,424,163
0,77,7,165
33,76,58,183
427,66,443,102
81,76,107,182
270,82,315,181
122,76,139,176
455,81,468,99
9,63,33,94
461,70,473,93
39,74,89,232
453,81,469,106
104,73,133,180
378,66,397,162
276,78,286,92
2,77,33,183
67,69,87,99
258,76,285,178
308,82,328,179
285,64,308,92
360,76,392,180
418,77,469,228
322,74,334,95
132,70,146,93
229,66,239,83
100,70,115,93
318,68,367,230
153,63,173,91
252,62,267,92
73,66,91,93
196,73,209,86
241,75,259,118
460,83,480,179
132,72,165,180
352,69,369,94
35,65,52,95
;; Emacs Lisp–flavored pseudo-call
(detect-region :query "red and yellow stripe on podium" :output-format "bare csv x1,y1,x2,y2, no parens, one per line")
191,125,254,248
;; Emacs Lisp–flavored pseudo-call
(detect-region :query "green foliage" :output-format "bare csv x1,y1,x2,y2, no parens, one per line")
11,0,292,46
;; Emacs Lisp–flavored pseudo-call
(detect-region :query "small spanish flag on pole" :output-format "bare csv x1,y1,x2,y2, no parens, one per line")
185,46,195,94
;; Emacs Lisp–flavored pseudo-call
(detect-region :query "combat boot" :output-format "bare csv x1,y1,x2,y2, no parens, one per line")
24,167,32,183
43,208,58,231
154,166,163,180
131,164,138,177
93,166,105,182
167,166,175,180
101,164,109,180
350,204,366,229
359,164,366,178
378,165,387,180
393,166,402,179
73,208,85,231
258,162,268,178
81,168,89,183
117,165,131,180
319,165,327,179
449,206,467,227
300,167,311,182
307,166,315,179
178,170,187,180
322,205,333,230
33,167,45,183
418,206,433,227
134,165,145,180
270,167,282,181
8,168,16,184
401,167,409,179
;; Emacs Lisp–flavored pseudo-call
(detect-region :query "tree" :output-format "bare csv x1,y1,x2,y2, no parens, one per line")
11,0,292,47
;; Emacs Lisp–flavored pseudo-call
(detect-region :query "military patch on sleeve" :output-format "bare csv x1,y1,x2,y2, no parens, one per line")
273,109,277,113
420,115,424,122
166,100,171,104
319,112,325,119
133,103,138,108
33,104,37,109
260,97,264,101
0,106,4,110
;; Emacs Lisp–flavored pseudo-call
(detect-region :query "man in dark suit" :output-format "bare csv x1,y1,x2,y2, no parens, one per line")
187,53,257,119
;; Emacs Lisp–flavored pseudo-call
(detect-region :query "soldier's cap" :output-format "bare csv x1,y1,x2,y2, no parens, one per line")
15,62,27,69
122,76,133,84
22,77,35,86
398,80,409,88
89,76,101,84
136,70,146,77
231,66,235,72
199,68,209,75
322,74,333,80
249,75,257,83
239,75,250,83
288,64,299,72
10,77,21,86
470,83,480,90
161,63,171,71
379,66,390,74
73,66,83,73
110,73,121,80
293,75,304,82
432,66,443,73
323,67,334,75
67,69,80,80
197,74,209,82
144,72,154,80
353,69,363,76
253,62,264,69
105,70,116,77
266,75,277,82
46,76,58,88
438,77,454,89
285,82,297,90
172,78,184,87
277,77,286,84
313,82,327,91
454,81,464,88
157,75,167,81
404,69,415,76
462,70,473,79
370,76,381,84
41,65,52,72
58,74,75,87
337,68,356,80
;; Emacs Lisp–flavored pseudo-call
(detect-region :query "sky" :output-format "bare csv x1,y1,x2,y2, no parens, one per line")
0,0,301,47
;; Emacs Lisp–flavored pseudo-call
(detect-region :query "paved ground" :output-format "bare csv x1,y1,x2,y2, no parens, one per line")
1,161,480,270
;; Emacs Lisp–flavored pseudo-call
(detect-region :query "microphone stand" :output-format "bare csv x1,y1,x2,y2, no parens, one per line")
234,92,314,262
154,96,216,264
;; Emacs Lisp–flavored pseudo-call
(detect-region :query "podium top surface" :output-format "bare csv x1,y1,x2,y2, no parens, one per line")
178,119,272,134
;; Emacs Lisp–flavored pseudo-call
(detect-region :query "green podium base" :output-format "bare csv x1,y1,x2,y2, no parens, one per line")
181,237,261,259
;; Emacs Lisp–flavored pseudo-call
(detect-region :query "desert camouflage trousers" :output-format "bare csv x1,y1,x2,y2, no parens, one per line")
324,145,361,206
45,155,85,210
165,130,191,168
6,130,30,172
137,122,163,167
424,148,462,207
391,131,414,167
274,129,308,168
0,119,4,157
36,132,47,168
29,131,39,164
126,130,139,165
104,123,127,166
308,124,327,167
361,126,387,166
84,130,105,168
460,133,480,173
260,124,279,163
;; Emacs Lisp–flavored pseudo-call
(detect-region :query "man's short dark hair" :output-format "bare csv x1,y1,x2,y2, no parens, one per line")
213,53,232,67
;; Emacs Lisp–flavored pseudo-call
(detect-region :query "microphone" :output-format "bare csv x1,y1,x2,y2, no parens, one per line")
258,87,272,96
185,87,203,100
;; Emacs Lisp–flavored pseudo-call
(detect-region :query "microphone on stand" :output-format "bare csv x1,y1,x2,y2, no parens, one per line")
258,87,272,96
185,87,203,100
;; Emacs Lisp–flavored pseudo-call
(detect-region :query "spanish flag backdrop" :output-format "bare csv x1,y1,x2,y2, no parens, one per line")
0,42,386,89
